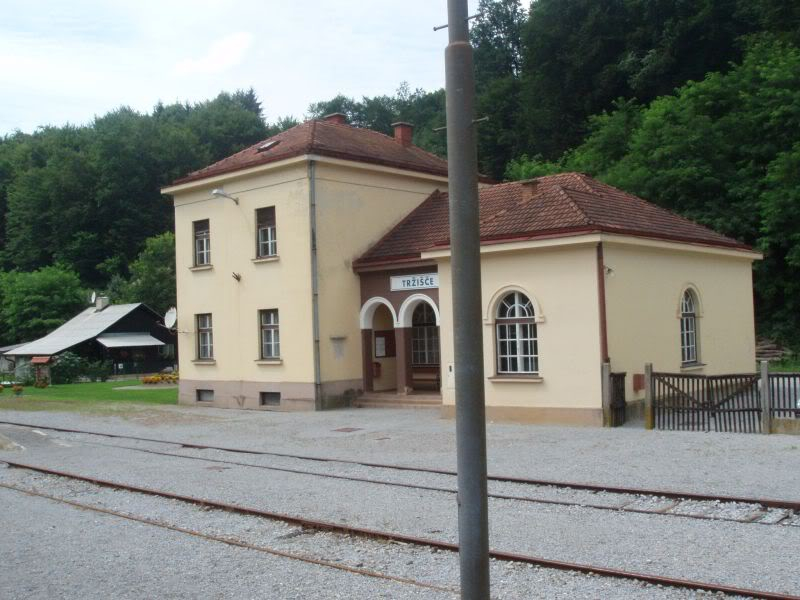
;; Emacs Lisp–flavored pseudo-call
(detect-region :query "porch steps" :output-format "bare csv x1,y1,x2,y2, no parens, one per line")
354,393,442,409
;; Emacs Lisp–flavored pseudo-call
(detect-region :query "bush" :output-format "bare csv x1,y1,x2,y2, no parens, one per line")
85,359,112,382
51,352,84,384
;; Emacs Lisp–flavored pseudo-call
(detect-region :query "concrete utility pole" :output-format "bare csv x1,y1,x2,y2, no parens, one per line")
443,1,490,597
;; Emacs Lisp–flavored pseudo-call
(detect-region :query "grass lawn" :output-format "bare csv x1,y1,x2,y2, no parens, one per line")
767,357,800,372
0,379,177,413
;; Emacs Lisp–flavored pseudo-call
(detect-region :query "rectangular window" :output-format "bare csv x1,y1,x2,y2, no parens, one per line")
496,322,538,374
259,309,280,359
681,315,697,364
196,389,214,402
260,392,280,407
412,326,440,366
196,313,213,359
256,207,277,258
194,219,211,266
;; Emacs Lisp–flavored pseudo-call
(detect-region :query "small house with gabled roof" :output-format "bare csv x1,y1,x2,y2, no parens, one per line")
162,115,760,425
6,297,176,379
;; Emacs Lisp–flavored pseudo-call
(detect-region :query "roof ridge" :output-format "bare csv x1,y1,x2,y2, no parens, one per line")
477,183,524,229
316,119,449,165
554,185,593,225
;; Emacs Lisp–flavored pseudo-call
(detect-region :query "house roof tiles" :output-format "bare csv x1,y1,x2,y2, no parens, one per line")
172,118,457,185
354,173,749,267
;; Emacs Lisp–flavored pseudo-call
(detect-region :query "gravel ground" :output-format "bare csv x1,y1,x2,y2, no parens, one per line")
0,426,797,596
0,405,797,501
0,471,749,600
0,486,450,600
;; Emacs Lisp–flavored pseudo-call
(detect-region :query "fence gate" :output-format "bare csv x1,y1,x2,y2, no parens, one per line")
651,372,762,433
609,372,627,427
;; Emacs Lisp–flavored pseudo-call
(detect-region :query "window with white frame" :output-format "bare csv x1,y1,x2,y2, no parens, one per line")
496,292,538,374
194,219,211,266
196,313,213,359
680,289,699,364
256,207,277,258
411,303,439,366
260,309,280,359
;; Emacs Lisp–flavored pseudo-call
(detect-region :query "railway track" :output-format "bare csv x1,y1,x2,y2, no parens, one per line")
1,419,797,528
1,459,797,600
0,481,455,595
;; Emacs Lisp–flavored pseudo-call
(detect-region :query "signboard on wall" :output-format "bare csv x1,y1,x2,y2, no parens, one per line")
390,273,439,291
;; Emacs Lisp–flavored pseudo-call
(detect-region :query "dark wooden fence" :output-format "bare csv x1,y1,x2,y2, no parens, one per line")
769,373,800,420
650,372,762,433
646,366,800,434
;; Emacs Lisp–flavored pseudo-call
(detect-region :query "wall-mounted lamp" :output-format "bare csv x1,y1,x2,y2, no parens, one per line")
212,188,239,205
232,272,242,282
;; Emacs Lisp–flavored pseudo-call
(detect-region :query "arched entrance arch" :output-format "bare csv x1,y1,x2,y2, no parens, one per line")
397,293,440,328
358,293,441,396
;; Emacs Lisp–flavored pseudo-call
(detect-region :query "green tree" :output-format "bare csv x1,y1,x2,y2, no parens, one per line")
109,232,176,315
0,266,85,344
507,36,800,343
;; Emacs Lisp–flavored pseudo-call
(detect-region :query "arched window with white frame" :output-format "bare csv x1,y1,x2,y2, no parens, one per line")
495,291,538,374
680,289,699,364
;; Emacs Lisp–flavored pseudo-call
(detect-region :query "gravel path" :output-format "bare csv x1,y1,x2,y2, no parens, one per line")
1,427,797,596
0,472,750,600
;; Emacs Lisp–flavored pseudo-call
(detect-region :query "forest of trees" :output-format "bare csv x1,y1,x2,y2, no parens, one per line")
1,0,799,347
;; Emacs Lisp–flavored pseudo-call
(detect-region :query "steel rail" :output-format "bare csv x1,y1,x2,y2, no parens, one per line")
2,459,798,600
76,437,791,528
1,419,798,511
0,481,456,595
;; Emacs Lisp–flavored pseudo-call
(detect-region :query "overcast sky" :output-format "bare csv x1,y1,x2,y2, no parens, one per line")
1,1,481,135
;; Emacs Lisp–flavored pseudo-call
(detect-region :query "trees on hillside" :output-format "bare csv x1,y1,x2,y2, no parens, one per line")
0,89,268,287
0,266,85,344
506,36,800,342
108,232,176,316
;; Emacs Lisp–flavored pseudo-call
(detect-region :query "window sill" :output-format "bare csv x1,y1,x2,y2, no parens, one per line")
680,362,706,372
189,264,213,272
255,359,283,365
192,359,217,365
252,256,279,264
488,375,543,383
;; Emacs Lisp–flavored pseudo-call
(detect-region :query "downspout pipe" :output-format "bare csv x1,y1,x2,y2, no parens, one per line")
309,160,322,409
597,242,610,364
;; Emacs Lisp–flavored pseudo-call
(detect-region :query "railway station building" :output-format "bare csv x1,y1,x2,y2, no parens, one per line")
162,114,760,425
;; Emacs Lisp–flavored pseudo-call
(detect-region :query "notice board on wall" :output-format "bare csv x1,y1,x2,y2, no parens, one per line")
374,330,396,358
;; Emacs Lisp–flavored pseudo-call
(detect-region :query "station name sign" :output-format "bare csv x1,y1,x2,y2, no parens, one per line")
390,273,439,291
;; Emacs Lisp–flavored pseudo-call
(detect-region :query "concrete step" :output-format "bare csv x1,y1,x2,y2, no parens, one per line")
354,400,441,409
354,394,442,409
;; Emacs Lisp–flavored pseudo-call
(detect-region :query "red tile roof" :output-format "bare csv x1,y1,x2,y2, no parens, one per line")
171,118,456,185
354,173,750,268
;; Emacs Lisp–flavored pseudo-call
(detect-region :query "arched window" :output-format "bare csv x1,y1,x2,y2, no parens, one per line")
680,289,699,364
496,292,538,374
411,303,439,365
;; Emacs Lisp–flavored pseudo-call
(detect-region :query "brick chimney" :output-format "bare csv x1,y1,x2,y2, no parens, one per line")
323,112,347,125
391,122,414,147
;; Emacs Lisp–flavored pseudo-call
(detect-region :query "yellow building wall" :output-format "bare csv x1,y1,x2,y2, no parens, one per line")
603,241,757,403
438,243,604,424
313,161,446,393
172,163,315,406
